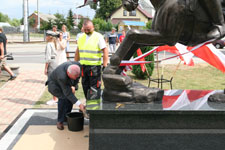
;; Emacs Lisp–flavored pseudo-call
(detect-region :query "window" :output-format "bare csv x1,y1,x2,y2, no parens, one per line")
123,10,127,16
129,10,136,16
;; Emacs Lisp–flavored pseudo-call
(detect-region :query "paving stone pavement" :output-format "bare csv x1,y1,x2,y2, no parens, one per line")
0,70,47,134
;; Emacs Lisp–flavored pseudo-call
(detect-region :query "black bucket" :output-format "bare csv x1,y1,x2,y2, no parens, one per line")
66,112,84,132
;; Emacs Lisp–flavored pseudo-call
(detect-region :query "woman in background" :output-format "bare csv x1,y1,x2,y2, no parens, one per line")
44,31,58,105
62,25,71,61
56,32,67,65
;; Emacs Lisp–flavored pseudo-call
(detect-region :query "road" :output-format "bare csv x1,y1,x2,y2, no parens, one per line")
6,43,77,71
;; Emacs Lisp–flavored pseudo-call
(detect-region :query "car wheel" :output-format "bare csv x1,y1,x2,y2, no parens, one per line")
215,44,221,49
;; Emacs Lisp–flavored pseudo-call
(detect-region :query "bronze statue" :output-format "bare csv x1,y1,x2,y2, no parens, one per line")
102,0,225,103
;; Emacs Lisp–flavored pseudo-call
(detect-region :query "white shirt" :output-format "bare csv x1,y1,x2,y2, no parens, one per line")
45,42,57,63
85,32,106,50
55,39,67,65
76,32,83,41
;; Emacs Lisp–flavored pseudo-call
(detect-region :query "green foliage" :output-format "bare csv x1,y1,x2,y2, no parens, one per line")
54,13,66,30
146,20,152,29
20,17,24,25
67,9,74,31
0,12,21,27
9,18,21,27
0,12,10,22
78,18,84,30
93,18,113,31
94,0,122,20
40,19,53,31
90,2,98,10
132,46,155,79
29,17,36,27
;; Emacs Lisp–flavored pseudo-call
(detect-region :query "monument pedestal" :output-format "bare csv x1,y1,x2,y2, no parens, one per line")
88,90,225,150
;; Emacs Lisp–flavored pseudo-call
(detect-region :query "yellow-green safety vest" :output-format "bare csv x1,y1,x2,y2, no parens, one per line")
78,31,103,65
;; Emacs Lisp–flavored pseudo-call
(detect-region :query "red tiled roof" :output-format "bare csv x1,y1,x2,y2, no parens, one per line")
137,6,152,19
73,14,88,19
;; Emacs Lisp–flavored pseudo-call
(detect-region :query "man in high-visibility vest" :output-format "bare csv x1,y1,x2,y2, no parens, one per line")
75,20,108,110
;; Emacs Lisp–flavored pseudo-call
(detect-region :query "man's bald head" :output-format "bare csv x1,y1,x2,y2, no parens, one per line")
83,20,94,35
67,65,80,80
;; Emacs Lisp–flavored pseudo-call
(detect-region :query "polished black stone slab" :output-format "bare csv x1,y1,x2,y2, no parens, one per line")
88,90,225,150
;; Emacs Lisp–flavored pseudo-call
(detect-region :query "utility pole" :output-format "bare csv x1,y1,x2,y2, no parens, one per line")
37,0,40,30
23,0,29,42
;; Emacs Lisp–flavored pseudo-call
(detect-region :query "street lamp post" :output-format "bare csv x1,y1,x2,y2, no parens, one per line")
37,0,40,30
23,0,29,42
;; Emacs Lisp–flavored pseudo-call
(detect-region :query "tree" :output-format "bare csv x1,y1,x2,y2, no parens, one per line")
29,17,36,27
0,12,10,22
132,46,155,79
67,9,74,31
0,12,20,27
40,19,54,31
78,18,84,30
9,18,21,27
146,20,152,29
94,0,122,20
93,18,112,31
54,13,66,30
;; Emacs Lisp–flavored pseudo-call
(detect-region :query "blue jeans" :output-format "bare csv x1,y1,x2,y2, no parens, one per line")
57,98,73,123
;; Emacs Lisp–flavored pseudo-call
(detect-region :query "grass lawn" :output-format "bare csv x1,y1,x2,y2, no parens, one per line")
138,63,225,90
35,63,225,108
34,82,85,108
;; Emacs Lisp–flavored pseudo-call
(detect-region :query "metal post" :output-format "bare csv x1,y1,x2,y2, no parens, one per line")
27,0,30,42
75,2,79,27
23,0,29,42
37,0,40,30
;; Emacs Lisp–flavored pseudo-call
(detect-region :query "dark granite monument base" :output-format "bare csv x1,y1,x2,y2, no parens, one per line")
88,90,225,150
89,110,225,150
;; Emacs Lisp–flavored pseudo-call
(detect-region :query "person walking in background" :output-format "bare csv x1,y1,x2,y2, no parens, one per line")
56,32,67,65
119,30,126,43
75,20,108,110
47,61,85,130
0,27,16,80
62,25,71,61
44,31,58,105
105,27,118,54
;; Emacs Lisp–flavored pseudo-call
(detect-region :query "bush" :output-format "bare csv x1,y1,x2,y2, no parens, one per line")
132,46,154,79
93,18,113,32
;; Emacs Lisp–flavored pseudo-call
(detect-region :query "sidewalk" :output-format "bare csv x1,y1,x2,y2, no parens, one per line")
0,70,47,134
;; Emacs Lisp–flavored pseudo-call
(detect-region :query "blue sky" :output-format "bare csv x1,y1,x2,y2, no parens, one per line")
0,0,96,20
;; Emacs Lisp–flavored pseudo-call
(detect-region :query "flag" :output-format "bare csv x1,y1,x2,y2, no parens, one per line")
187,44,225,73
136,48,146,72
156,44,194,66
121,65,132,76
119,40,225,74
120,60,153,66
162,89,221,110
133,47,158,61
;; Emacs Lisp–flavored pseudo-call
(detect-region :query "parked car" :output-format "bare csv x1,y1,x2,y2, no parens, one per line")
213,39,225,49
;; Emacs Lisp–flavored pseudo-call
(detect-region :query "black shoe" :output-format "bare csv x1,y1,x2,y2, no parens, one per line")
9,75,17,80
57,122,64,130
